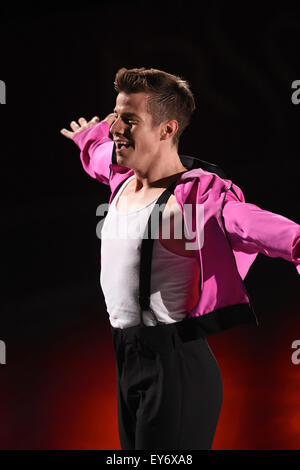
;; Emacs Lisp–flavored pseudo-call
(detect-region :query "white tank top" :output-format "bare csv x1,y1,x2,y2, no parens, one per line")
100,175,200,328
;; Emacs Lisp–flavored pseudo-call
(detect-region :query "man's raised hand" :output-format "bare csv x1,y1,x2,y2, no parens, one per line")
60,113,116,140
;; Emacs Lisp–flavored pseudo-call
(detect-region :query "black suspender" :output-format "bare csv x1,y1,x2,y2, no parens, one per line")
138,178,178,326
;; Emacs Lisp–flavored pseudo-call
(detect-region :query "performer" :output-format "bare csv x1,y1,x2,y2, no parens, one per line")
60,67,300,450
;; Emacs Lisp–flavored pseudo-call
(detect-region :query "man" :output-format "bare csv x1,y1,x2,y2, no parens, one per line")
61,67,300,450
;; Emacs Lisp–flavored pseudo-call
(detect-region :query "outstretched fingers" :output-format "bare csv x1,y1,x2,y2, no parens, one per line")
60,115,100,140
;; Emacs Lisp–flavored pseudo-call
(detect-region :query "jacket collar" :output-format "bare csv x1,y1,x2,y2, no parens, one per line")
108,162,208,183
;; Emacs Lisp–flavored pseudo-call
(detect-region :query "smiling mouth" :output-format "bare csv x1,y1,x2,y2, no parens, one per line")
115,141,132,151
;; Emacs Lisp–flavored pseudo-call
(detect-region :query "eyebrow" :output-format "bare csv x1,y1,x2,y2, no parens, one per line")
113,109,140,119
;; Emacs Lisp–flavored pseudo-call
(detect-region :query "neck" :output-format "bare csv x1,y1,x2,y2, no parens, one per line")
132,148,187,191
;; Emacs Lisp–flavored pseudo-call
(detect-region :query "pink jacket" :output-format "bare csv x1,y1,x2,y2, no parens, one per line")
73,121,300,332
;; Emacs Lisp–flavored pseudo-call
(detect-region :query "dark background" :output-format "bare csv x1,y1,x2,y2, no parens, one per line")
0,0,300,450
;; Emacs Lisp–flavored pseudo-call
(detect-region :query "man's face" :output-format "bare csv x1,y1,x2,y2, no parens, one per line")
110,91,163,168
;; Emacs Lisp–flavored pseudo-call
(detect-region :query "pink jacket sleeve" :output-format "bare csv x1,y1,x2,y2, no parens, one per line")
222,183,300,275
72,120,114,185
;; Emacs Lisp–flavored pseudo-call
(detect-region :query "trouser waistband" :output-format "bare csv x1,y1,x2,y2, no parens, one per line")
110,316,206,347
110,302,259,342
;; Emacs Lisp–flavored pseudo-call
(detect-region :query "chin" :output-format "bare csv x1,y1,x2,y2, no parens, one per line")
116,155,130,168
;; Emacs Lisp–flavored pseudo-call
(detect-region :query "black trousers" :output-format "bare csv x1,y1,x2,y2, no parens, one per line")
111,320,223,450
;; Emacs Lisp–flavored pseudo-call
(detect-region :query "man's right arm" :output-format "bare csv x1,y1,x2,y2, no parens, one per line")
60,114,115,185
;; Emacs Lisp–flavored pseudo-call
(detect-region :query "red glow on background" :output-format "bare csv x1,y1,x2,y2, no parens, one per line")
1,304,300,450
210,305,300,450
39,319,122,450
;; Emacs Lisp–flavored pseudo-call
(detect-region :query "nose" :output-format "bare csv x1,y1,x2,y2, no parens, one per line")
110,116,125,136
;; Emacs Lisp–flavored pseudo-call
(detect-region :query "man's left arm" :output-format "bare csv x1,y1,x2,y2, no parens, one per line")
222,189,300,275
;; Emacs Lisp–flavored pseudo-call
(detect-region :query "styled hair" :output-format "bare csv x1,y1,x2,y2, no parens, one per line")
114,67,196,147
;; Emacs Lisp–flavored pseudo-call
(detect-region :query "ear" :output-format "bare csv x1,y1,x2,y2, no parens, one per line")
160,120,178,141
